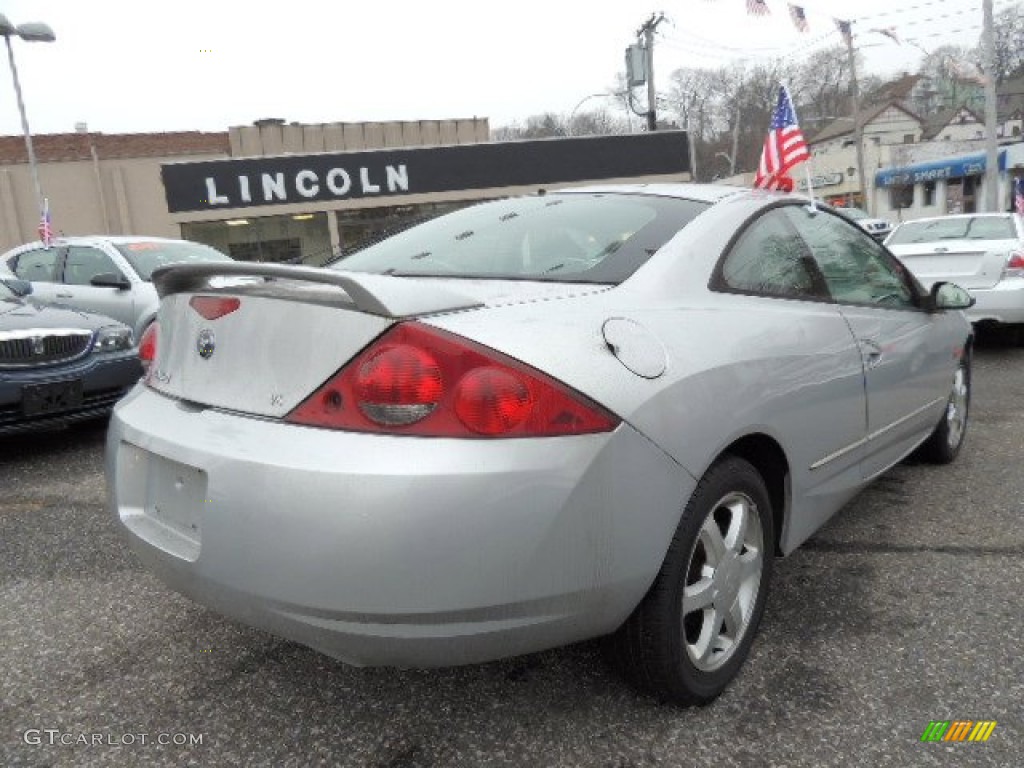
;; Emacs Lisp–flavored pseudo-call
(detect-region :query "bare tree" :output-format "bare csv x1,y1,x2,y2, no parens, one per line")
989,3,1024,83
791,47,853,125
491,113,567,141
913,45,986,113
568,107,631,137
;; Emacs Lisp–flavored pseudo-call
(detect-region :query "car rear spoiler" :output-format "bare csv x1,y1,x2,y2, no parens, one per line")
151,262,484,319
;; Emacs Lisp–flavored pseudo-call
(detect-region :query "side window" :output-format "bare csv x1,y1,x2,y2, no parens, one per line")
63,246,122,286
718,208,824,300
784,207,917,309
11,248,59,282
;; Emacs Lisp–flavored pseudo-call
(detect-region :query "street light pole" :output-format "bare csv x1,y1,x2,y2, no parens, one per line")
0,15,56,220
981,0,1000,211
842,25,870,215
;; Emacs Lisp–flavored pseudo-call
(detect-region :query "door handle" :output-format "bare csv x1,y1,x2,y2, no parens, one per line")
860,338,883,367
56,292,73,298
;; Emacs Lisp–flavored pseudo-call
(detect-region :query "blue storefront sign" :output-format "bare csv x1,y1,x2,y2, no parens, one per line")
875,150,1007,188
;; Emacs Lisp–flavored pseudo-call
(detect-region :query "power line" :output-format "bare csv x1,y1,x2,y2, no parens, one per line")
851,0,1018,23
659,0,1009,68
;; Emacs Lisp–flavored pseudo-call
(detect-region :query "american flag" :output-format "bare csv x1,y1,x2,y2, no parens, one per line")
872,26,900,44
37,199,54,248
789,4,809,33
1015,177,1024,215
754,86,810,191
835,18,853,46
747,0,770,16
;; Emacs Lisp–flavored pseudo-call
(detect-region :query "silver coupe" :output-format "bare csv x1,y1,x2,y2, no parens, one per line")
106,185,974,706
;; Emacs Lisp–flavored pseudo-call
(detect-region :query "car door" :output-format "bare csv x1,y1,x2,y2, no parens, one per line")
784,206,956,480
7,247,62,305
56,245,137,328
710,206,869,548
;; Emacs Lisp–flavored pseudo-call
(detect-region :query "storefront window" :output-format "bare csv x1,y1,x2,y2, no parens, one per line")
181,212,332,264
335,201,475,256
923,180,936,207
888,185,913,210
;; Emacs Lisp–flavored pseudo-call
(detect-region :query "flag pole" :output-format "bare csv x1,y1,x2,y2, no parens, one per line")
803,161,817,211
782,84,817,211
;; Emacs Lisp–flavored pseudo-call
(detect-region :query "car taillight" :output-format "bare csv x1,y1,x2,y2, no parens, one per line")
356,343,443,426
139,322,158,376
285,322,619,437
1005,251,1024,278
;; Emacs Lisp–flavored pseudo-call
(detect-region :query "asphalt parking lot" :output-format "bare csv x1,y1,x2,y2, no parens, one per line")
1,339,1022,768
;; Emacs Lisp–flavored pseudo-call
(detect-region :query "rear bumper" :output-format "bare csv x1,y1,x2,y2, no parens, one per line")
965,277,1024,325
107,386,693,667
0,350,142,435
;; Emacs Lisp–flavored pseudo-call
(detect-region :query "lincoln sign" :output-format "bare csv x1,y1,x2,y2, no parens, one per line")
161,132,691,214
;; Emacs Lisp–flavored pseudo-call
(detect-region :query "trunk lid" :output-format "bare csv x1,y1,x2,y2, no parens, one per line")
888,239,1019,290
146,263,609,417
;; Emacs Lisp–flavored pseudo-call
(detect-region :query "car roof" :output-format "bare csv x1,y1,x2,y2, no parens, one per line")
51,235,187,246
4,235,196,251
553,183,753,205
895,213,1018,225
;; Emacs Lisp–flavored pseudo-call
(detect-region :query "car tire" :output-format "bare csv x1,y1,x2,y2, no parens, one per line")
918,352,971,464
606,455,774,706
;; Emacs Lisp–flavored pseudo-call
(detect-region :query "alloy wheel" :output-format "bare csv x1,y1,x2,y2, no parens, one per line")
681,491,765,672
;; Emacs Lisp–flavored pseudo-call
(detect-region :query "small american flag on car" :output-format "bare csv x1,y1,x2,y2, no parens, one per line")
754,86,810,191
38,199,54,248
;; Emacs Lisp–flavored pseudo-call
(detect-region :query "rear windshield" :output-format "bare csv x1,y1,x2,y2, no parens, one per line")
114,241,232,281
333,193,711,283
887,216,1017,245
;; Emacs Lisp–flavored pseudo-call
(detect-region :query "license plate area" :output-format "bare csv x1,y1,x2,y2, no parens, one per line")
117,443,206,561
22,380,83,416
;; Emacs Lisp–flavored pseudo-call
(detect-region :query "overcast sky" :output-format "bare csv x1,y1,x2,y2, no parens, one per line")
0,0,992,137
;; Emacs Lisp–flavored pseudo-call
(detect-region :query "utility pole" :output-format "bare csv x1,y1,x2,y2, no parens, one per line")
982,0,1000,211
730,104,742,176
638,13,667,132
842,24,870,215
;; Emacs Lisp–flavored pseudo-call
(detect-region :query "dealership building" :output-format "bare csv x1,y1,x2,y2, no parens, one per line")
0,118,691,263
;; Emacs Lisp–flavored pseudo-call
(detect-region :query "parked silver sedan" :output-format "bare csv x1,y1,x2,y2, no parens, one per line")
2,236,232,342
885,213,1024,336
107,187,974,706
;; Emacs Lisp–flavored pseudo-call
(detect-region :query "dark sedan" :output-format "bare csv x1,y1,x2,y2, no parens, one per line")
1,274,142,435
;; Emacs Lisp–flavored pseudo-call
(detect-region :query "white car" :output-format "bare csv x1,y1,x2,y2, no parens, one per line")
2,236,232,342
885,213,1024,334
836,207,894,241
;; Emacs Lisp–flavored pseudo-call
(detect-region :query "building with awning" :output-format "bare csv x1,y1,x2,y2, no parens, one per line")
875,150,1007,189
872,143,1024,221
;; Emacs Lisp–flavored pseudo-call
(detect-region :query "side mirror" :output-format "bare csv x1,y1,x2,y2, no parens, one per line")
1,278,33,296
91,272,131,290
930,281,975,311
